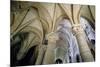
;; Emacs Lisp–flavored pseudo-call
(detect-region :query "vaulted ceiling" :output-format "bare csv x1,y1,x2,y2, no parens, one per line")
11,1,95,60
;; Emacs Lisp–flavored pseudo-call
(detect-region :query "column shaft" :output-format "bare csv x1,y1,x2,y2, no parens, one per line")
73,25,94,62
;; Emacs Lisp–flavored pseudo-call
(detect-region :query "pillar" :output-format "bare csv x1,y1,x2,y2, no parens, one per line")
43,32,59,64
35,45,47,65
72,24,94,62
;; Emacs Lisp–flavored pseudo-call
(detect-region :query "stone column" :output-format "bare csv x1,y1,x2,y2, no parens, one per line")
72,24,94,62
43,32,59,64
35,45,47,65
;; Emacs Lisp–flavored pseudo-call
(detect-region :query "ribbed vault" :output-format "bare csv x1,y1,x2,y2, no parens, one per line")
11,1,95,66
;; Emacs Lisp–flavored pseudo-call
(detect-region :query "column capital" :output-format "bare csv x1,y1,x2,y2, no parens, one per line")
72,24,84,36
46,32,59,43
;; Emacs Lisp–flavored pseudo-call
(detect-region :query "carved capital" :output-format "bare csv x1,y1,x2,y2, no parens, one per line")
72,24,83,36
46,32,59,43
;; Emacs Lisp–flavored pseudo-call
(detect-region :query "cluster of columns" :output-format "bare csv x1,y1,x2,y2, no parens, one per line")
72,24,94,62
43,32,59,64
42,24,94,65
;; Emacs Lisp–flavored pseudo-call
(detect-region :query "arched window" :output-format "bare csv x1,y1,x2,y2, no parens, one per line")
80,17,95,45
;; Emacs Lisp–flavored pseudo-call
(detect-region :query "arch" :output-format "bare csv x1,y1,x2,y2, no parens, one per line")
81,16,95,30
11,7,43,39
32,3,53,32
14,46,38,66
55,18,73,63
20,26,42,41
54,15,71,32
58,4,73,23
39,16,49,34
11,17,43,42
80,17,95,45
80,5,95,27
